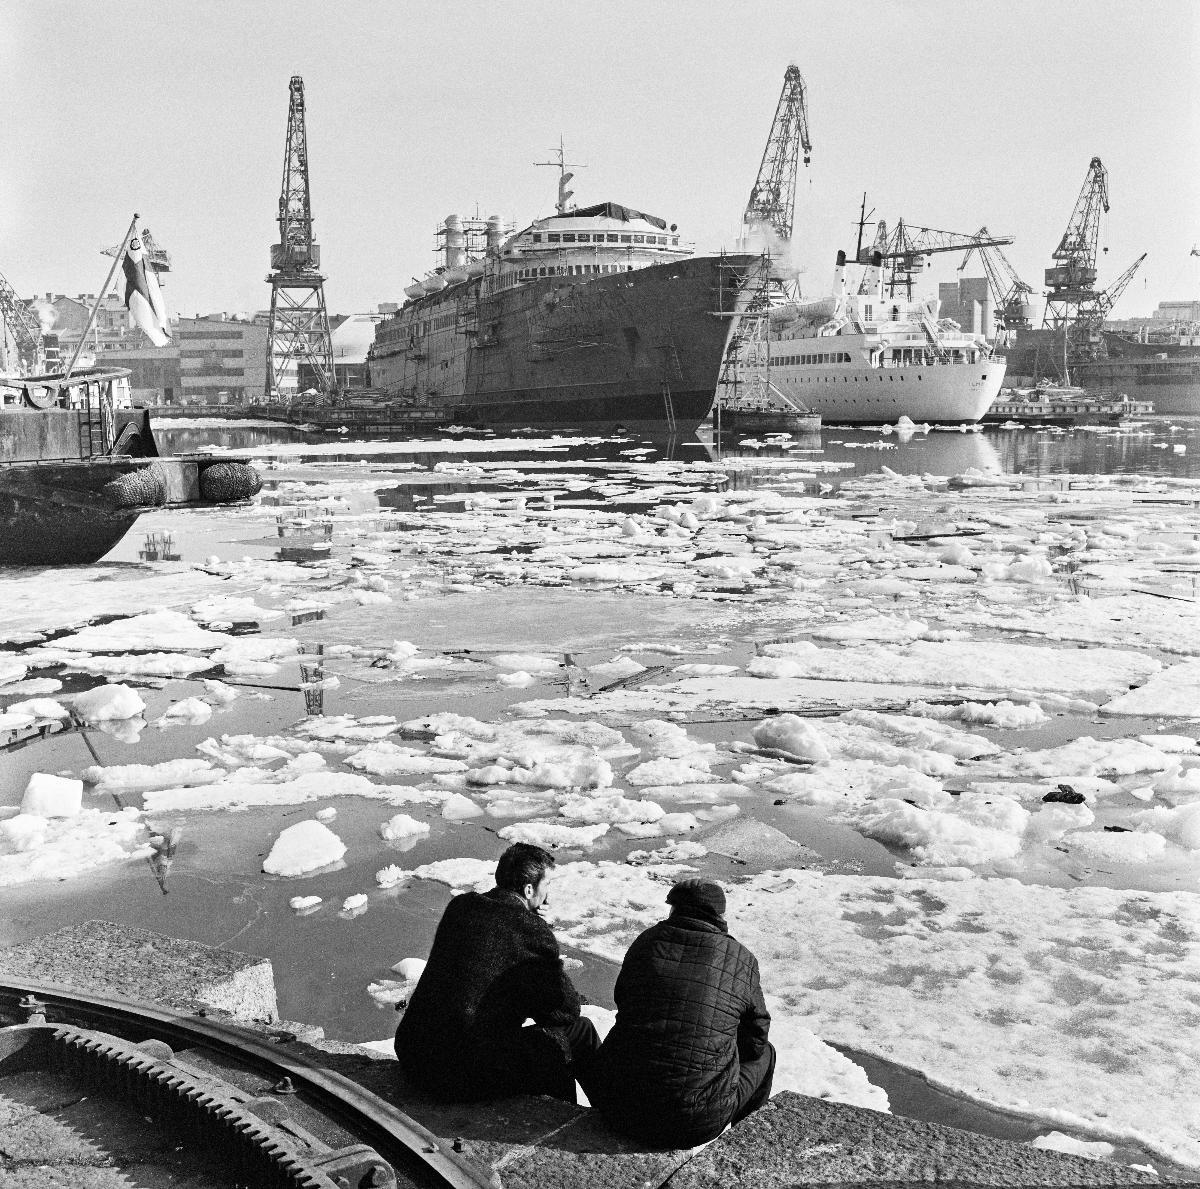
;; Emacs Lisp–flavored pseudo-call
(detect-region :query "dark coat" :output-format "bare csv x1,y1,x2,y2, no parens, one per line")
588,908,771,1146
393,887,582,1100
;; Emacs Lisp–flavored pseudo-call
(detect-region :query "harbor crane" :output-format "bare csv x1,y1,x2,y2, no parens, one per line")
1039,156,1147,377
959,226,1036,333
859,213,1014,298
717,64,813,422
0,268,44,375
1042,156,1110,333
742,64,812,244
1071,251,1148,355
265,75,334,402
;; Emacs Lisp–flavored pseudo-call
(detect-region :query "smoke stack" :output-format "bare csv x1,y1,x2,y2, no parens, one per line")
863,251,884,298
833,250,847,298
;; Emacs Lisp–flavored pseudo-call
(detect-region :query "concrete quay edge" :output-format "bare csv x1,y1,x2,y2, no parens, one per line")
1,921,1194,1188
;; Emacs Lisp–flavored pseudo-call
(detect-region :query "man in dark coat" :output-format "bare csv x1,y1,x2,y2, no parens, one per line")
393,842,599,1102
587,878,774,1148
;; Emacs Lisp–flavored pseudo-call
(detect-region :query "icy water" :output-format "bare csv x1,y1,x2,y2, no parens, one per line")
3,415,1200,1177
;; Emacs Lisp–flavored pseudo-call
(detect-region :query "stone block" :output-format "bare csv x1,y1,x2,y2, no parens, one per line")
0,921,278,1022
666,1092,1163,1187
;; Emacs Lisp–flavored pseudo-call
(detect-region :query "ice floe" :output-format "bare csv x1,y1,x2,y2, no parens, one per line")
262,820,347,876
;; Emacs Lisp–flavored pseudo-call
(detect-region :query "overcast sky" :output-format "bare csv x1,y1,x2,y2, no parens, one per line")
3,0,1198,321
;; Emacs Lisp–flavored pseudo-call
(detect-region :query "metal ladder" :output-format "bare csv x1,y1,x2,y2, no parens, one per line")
661,381,677,432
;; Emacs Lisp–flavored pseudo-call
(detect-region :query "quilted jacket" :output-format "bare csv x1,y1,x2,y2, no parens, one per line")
393,887,582,1098
587,908,771,1146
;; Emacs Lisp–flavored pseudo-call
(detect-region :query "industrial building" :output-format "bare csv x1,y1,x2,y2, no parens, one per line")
937,277,993,338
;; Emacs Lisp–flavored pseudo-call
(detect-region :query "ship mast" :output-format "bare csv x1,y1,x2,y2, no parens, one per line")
535,138,585,215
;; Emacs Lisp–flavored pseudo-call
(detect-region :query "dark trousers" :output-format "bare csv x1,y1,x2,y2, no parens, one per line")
397,1015,601,1104
492,1015,601,1103
730,1041,776,1126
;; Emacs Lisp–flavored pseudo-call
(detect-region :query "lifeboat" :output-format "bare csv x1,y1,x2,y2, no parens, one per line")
403,283,424,300
421,274,448,293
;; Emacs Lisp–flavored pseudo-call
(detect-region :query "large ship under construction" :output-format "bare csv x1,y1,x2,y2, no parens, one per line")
368,175,753,433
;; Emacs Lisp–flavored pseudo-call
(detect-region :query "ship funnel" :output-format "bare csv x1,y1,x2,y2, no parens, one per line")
444,215,467,270
833,251,847,298
486,215,504,252
862,250,884,298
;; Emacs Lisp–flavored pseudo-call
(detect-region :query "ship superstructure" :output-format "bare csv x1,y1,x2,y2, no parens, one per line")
369,175,751,432
764,251,1006,424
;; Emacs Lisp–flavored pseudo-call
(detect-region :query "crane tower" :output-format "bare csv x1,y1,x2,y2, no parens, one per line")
743,64,812,245
959,227,1035,336
1039,157,1147,377
716,66,813,423
1042,157,1109,333
0,269,44,375
265,75,334,401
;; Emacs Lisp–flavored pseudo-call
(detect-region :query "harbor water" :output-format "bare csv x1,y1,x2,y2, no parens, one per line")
2,414,1199,1176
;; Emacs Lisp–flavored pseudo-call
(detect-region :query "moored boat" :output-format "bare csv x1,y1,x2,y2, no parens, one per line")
983,385,1154,426
368,172,754,433
0,365,261,565
764,251,1006,424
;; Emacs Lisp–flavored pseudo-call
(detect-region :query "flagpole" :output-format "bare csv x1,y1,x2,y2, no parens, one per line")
61,212,139,384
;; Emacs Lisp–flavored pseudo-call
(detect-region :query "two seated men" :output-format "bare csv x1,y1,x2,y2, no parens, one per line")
393,843,775,1148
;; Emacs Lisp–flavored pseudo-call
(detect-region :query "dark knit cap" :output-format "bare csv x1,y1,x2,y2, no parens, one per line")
666,878,726,920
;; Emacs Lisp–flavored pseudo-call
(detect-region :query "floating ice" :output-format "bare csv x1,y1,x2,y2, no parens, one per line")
1062,829,1168,864
376,864,409,889
72,684,146,723
7,697,70,721
346,741,467,776
262,820,347,877
441,793,484,819
752,715,831,762
0,806,149,886
289,895,322,911
1030,1132,1115,1160
380,813,430,840
498,821,610,848
53,609,228,653
157,697,214,727
21,774,83,819
342,893,368,912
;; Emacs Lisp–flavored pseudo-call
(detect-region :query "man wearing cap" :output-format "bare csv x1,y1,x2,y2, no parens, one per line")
586,878,774,1147
393,842,599,1102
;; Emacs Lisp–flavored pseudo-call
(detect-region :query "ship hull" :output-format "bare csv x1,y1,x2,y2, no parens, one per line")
371,254,753,432
0,371,262,566
0,466,144,564
769,358,1005,424
1001,329,1200,414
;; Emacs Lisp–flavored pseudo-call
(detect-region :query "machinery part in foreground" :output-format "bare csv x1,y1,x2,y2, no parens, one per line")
0,979,498,1189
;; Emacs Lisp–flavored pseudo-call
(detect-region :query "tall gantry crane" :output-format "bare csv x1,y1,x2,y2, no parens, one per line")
742,64,812,245
959,226,1036,334
1042,156,1110,333
0,268,44,375
266,75,334,401
1039,157,1147,376
717,66,813,421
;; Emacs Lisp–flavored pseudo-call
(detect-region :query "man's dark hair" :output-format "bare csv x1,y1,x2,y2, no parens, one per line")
495,842,556,892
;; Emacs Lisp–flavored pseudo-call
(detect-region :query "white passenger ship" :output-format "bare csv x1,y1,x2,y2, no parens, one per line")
764,251,1006,424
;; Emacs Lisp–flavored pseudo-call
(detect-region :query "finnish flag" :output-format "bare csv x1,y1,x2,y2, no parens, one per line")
122,222,171,347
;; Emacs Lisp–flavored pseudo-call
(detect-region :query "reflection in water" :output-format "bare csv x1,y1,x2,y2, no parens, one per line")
152,416,1200,492
987,420,1200,478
